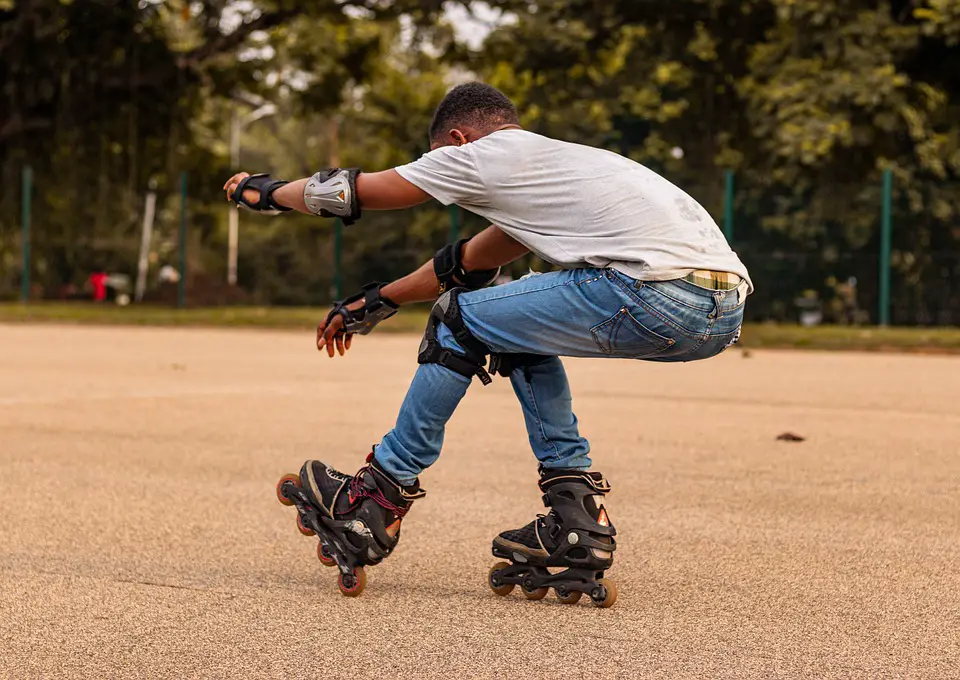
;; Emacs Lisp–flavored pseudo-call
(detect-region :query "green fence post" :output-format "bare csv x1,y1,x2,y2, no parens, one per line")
723,169,735,243
178,171,187,309
20,166,33,303
878,168,893,326
333,217,343,300
449,205,461,242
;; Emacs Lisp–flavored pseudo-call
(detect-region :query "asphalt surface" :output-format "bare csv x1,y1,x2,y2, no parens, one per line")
1,325,958,679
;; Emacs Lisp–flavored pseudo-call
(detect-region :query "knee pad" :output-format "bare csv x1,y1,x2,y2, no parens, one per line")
489,352,553,379
418,289,495,384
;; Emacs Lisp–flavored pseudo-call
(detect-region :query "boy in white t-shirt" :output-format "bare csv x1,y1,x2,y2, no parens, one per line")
226,83,751,605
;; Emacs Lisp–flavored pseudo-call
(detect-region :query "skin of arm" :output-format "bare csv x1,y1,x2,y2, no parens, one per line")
317,225,529,356
379,225,530,305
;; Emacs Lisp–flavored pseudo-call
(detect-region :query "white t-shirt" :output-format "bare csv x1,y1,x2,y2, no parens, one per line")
395,129,752,291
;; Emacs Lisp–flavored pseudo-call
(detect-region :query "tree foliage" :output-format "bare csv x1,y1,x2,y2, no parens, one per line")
0,0,957,322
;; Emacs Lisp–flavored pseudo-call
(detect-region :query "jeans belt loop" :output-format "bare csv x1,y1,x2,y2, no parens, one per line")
736,279,749,304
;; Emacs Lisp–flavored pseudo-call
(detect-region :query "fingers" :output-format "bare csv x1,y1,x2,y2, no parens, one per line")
317,319,327,352
222,172,249,191
326,328,337,357
317,315,345,357
316,313,354,359
223,172,250,200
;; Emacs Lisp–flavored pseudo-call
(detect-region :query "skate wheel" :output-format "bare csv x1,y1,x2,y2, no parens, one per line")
488,561,514,597
521,579,548,601
555,587,582,605
338,567,366,597
317,542,336,568
590,578,618,609
276,473,300,506
296,515,315,537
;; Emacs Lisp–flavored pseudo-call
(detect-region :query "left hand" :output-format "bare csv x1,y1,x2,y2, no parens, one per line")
316,300,363,358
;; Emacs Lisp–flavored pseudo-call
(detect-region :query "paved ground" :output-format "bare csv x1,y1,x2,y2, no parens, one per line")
1,324,958,679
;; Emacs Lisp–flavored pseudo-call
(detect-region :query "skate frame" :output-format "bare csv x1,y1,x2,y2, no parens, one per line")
280,480,362,579
491,545,610,602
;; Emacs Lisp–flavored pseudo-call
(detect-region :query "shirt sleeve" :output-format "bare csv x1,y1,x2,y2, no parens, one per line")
394,145,486,206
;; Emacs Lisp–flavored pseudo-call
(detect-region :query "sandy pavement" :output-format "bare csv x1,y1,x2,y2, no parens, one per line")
0,324,958,679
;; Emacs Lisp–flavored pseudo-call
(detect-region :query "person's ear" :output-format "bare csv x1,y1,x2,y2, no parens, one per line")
449,129,468,146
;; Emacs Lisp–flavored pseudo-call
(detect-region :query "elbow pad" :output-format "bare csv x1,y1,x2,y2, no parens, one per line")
303,168,361,225
434,238,500,294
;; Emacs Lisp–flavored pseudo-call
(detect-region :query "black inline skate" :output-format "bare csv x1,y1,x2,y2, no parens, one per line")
488,468,617,608
276,450,425,597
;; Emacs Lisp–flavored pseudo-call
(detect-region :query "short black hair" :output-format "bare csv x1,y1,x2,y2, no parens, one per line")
429,82,519,143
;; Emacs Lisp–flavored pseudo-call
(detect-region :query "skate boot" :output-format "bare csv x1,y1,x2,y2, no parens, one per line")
276,450,425,597
488,468,617,608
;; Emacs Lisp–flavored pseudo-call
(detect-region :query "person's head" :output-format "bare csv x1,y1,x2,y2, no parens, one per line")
428,82,520,150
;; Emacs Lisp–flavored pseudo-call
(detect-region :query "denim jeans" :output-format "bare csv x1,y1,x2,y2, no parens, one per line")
375,267,746,484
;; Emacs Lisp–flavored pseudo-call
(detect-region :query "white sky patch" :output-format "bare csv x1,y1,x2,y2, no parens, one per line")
445,1,516,49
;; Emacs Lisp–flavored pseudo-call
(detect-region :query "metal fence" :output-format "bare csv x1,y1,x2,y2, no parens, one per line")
3,165,959,326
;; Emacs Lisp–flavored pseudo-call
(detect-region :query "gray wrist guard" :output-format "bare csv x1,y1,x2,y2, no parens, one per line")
303,167,361,225
324,282,398,336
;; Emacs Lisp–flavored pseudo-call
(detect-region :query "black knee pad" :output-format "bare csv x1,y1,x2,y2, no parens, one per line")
489,353,553,379
418,288,494,384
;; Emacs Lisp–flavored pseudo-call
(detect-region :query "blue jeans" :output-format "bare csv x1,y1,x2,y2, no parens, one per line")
375,268,746,484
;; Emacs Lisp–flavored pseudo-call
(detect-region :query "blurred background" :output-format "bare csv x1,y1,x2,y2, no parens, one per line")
0,0,957,325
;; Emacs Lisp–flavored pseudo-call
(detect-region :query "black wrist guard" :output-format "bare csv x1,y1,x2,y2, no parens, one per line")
232,173,292,213
324,282,398,336
434,238,500,294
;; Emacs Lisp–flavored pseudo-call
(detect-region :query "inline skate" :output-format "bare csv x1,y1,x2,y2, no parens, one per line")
276,451,425,597
488,468,617,608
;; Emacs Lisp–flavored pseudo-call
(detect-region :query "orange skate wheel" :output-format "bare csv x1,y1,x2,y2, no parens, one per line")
338,567,366,597
317,542,336,567
296,515,315,537
276,473,300,506
521,580,548,601
591,578,618,609
555,588,582,605
488,561,514,596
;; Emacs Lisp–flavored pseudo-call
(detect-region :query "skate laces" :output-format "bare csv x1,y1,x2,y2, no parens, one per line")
347,466,412,518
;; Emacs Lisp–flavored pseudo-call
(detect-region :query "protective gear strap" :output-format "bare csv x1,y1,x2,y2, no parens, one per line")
489,352,552,378
418,288,494,385
433,238,500,294
303,167,361,225
232,173,292,213
323,282,398,336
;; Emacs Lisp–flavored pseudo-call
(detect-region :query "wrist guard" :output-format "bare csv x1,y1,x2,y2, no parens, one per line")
232,173,291,213
303,168,361,225
324,282,398,336
434,238,500,294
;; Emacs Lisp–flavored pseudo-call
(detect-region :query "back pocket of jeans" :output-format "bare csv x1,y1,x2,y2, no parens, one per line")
591,307,675,358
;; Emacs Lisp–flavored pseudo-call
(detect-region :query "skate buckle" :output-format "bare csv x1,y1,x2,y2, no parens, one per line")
346,519,373,539
567,532,579,545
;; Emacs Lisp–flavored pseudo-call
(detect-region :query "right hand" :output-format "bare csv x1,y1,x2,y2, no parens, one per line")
222,172,260,205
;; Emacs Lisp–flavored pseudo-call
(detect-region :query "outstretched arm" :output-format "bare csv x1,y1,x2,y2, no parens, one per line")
316,226,529,357
224,170,431,213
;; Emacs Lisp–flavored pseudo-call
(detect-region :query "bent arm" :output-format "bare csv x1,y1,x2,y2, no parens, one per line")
380,226,529,306
270,170,431,214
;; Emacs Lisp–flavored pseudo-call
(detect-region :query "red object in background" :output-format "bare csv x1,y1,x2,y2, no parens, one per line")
89,272,107,301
